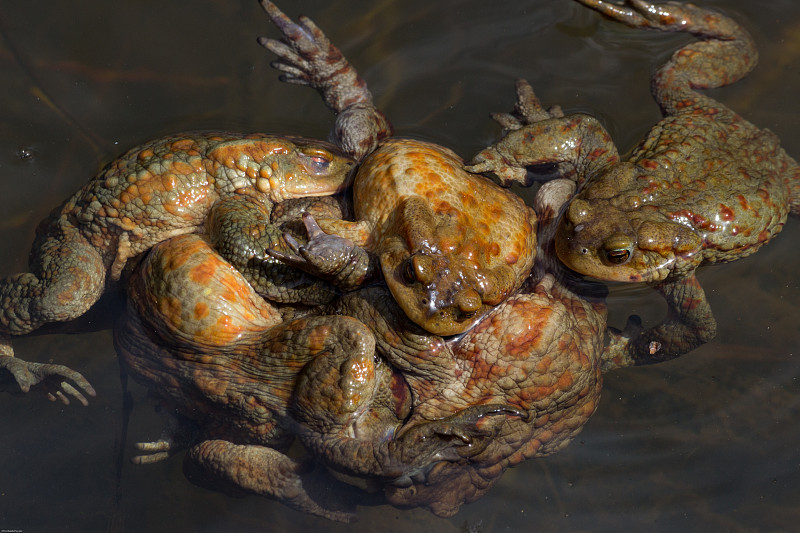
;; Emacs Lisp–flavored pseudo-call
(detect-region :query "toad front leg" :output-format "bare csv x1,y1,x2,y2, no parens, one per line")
0,225,103,402
604,273,717,367
267,212,377,290
468,79,619,187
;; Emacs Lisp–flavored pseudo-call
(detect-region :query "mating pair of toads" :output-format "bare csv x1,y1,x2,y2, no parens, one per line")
1,0,799,522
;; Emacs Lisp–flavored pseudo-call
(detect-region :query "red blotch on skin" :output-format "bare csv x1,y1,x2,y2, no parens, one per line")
718,204,735,221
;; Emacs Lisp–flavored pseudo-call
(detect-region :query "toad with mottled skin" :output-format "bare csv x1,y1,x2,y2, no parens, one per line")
261,2,537,336
0,53,355,401
115,10,633,517
113,2,532,520
115,224,510,522
471,0,800,363
272,138,537,336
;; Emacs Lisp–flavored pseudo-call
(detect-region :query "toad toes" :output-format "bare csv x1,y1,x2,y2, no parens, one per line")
0,1,361,403
470,0,800,363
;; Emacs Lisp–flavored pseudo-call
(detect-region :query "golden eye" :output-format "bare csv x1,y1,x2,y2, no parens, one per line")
605,248,631,264
602,233,633,265
460,310,476,319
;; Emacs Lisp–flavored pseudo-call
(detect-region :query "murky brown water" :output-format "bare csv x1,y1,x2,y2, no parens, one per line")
1,1,800,531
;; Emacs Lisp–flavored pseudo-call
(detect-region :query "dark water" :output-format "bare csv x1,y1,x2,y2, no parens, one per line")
1,1,800,531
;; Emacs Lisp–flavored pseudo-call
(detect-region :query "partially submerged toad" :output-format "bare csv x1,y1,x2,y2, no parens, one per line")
261,0,537,336
470,0,800,363
0,131,352,403
115,226,510,522
271,138,537,336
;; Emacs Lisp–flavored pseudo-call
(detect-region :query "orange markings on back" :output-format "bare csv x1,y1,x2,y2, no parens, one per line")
306,325,333,352
718,204,735,221
169,138,197,152
189,260,219,285
194,301,209,320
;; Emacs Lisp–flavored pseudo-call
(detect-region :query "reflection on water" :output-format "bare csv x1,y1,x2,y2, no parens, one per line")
1,0,800,531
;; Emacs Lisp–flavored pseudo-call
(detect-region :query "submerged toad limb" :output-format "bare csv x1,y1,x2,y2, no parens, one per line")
0,133,354,400
272,138,538,336
258,0,392,160
470,1,800,364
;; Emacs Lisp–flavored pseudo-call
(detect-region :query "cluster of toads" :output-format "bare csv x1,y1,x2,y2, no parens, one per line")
1,0,799,523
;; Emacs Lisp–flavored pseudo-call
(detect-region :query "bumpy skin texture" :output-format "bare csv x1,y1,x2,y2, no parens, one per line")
318,179,609,516
115,229,526,521
470,0,800,364
257,2,536,336
257,0,392,160
0,130,353,402
272,138,538,336
110,0,639,520
115,176,611,519
114,236,365,522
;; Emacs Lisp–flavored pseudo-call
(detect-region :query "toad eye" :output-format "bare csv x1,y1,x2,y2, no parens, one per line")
402,260,416,284
299,150,332,175
460,310,476,319
604,248,631,264
602,233,633,266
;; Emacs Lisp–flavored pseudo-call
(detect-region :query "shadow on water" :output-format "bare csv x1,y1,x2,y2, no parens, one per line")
1,0,799,531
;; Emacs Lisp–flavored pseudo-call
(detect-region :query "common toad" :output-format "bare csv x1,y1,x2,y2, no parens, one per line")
115,228,516,521
257,1,539,336
271,138,537,336
470,0,800,363
0,132,353,402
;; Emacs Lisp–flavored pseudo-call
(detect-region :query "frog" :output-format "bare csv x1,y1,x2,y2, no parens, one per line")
318,177,610,517
259,1,537,336
114,175,604,520
469,0,800,364
0,133,354,403
270,138,537,336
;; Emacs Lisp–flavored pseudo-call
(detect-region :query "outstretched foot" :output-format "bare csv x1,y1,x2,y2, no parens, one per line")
257,0,392,159
0,354,96,406
267,212,372,290
190,439,355,523
489,79,564,133
132,414,197,464
467,79,564,186
576,0,711,33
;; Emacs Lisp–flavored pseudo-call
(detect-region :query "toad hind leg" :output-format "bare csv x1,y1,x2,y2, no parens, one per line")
575,0,758,113
257,0,392,159
188,440,355,523
0,229,103,400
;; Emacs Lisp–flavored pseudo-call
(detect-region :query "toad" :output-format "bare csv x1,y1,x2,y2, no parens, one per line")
259,1,537,336
117,5,632,520
469,0,800,363
271,138,537,336
114,222,514,522
0,18,362,402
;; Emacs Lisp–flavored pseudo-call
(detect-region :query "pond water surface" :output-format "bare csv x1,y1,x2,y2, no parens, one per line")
1,1,800,531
